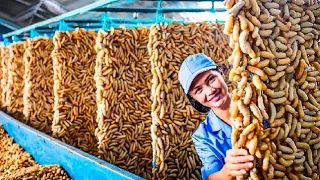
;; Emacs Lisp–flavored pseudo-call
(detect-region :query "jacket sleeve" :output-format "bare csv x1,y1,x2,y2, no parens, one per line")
192,135,223,180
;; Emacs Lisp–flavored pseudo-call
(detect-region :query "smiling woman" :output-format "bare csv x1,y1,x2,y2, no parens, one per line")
178,54,254,180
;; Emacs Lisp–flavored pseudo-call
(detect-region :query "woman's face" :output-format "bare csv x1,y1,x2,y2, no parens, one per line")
189,70,230,110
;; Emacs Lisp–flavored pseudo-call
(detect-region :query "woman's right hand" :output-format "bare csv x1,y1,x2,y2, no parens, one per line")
221,149,254,178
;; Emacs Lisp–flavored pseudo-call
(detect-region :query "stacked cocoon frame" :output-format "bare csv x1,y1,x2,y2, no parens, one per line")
51,28,98,155
23,37,54,134
95,26,152,179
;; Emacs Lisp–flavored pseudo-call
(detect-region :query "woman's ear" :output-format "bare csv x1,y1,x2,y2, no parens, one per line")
218,68,225,79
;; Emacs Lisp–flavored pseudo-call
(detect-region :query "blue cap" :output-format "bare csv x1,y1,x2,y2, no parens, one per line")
178,53,219,93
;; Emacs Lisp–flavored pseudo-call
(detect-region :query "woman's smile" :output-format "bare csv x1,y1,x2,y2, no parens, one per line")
208,89,222,103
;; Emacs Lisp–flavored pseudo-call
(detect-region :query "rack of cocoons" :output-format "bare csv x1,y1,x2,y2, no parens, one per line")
224,0,320,179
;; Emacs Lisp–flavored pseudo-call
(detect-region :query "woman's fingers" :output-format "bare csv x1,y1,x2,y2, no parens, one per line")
226,149,248,157
226,155,254,164
227,162,253,171
230,169,247,177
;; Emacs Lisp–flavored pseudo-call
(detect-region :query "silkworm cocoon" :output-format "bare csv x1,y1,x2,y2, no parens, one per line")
224,0,234,9
246,135,258,155
224,16,234,35
275,41,287,51
296,142,310,150
274,170,285,178
238,100,250,127
270,27,280,40
252,26,259,39
259,29,273,37
269,127,280,140
289,17,301,25
228,1,245,16
247,65,268,81
289,118,297,137
269,71,285,81
261,22,276,29
262,150,270,171
294,150,304,159
306,9,315,23
294,156,306,165
300,121,315,128
239,30,256,58
285,105,298,117
278,145,294,154
238,76,248,90
296,59,307,80
308,94,319,108
265,89,285,98
294,165,305,172
258,95,269,120
252,74,266,90
269,8,281,16
279,157,294,167
302,27,313,34
257,51,275,59
243,83,252,105
302,114,319,122
288,173,299,180
303,102,318,111
269,102,276,123
256,59,269,68
249,0,260,16
288,36,305,46
238,14,248,30
232,50,242,69
264,67,276,76
276,128,285,140
297,100,306,118
271,97,287,105
268,38,276,53
238,133,247,147
289,3,304,12
249,102,263,122
276,20,290,31
307,149,314,166
283,4,290,19
248,57,260,66
271,118,286,128
296,121,302,137
233,20,240,42
264,2,279,8
297,71,308,85
279,76,286,90
301,81,309,90
245,11,261,27
278,58,290,65
285,138,297,152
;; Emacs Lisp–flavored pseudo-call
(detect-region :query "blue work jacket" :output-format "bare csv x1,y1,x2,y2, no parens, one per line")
192,110,232,180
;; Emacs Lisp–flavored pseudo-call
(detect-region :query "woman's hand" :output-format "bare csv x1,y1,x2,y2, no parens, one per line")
221,149,254,178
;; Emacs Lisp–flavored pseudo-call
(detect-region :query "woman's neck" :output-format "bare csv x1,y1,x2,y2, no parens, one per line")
211,94,232,126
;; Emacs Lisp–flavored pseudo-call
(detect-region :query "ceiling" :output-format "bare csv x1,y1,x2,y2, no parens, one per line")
0,0,228,35
0,0,95,34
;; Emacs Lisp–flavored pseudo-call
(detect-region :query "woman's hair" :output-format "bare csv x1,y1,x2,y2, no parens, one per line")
187,94,210,113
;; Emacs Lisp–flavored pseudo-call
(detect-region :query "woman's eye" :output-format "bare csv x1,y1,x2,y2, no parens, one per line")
195,88,202,94
208,76,215,82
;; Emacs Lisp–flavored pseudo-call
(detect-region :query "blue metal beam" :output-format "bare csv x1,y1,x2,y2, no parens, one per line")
0,18,21,30
3,0,117,38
